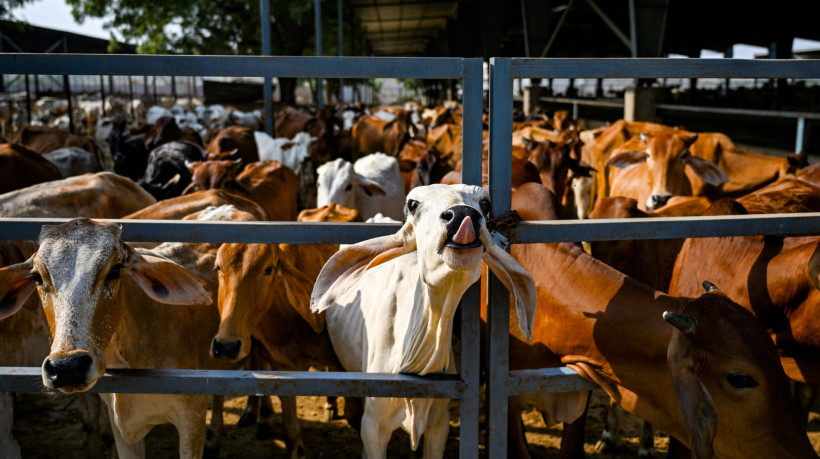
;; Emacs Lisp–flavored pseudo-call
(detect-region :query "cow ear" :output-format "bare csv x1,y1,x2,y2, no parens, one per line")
124,248,212,305
685,156,729,187
666,311,717,459
278,261,323,333
357,177,387,196
311,223,415,314
569,158,597,178
806,246,820,292
483,242,537,340
606,150,646,169
0,259,37,319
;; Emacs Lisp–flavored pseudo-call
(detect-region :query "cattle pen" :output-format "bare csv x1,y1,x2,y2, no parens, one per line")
1,53,820,457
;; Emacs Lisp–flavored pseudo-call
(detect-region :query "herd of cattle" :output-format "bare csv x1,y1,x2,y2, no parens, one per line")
1,98,820,458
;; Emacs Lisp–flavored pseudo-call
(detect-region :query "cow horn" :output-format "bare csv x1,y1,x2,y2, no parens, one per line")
702,280,719,293
639,132,648,143
520,137,532,149
663,311,698,336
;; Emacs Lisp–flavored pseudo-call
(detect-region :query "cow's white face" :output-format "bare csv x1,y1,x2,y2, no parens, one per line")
403,184,492,288
316,158,357,209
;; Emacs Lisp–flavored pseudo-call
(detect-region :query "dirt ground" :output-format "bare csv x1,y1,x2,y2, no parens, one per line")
11,386,820,458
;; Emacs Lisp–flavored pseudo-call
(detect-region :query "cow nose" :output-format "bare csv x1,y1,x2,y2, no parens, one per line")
211,338,242,360
42,352,94,389
441,205,482,241
648,194,671,209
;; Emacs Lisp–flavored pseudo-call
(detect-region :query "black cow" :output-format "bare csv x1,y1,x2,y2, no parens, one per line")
138,141,204,200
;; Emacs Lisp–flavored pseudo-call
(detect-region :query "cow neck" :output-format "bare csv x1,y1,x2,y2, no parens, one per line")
398,271,470,375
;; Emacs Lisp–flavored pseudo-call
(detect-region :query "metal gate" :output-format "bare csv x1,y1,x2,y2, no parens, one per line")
1,53,820,457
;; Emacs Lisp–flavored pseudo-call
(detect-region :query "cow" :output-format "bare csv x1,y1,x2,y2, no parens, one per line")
669,178,820,423
606,131,728,211
0,143,62,193
352,110,416,157
123,189,266,222
255,131,315,174
144,116,202,151
183,159,245,195
0,172,157,458
205,125,259,164
275,107,341,140
0,208,245,458
520,135,593,208
139,141,204,200
439,144,542,193
42,146,102,178
311,184,536,459
210,204,360,456
497,182,815,459
316,153,405,221
426,123,462,169
10,124,97,155
798,162,820,188
397,139,451,194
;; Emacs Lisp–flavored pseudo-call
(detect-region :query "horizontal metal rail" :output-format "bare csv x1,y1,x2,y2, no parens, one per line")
0,54,469,79
3,213,819,244
508,368,598,395
540,96,625,109
511,58,820,79
656,103,820,121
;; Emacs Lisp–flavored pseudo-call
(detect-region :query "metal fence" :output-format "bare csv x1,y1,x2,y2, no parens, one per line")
2,54,820,457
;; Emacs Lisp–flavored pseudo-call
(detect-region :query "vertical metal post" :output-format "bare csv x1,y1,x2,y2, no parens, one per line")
487,57,513,458
261,0,274,136
188,76,194,110
628,0,637,57
24,74,32,124
128,76,135,118
143,76,148,99
63,36,74,133
314,0,324,108
171,75,177,103
338,0,344,104
520,0,530,57
100,75,107,116
0,29,4,93
459,57,484,459
796,117,806,154
152,76,158,105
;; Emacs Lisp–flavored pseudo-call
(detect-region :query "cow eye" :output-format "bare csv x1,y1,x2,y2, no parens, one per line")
263,266,275,276
726,372,759,389
28,272,43,286
681,151,691,160
105,263,125,282
480,199,491,215
407,199,419,215
345,184,353,192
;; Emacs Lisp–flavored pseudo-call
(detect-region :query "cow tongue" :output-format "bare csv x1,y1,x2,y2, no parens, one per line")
453,216,476,245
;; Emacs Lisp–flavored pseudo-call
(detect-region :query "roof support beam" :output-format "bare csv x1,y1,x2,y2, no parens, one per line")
352,0,455,8
585,0,633,54
539,0,576,57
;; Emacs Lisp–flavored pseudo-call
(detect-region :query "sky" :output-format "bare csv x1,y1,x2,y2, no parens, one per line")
10,0,820,55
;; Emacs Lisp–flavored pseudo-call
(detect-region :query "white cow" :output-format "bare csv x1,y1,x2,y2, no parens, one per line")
316,153,405,221
255,131,315,174
43,147,102,178
311,184,537,458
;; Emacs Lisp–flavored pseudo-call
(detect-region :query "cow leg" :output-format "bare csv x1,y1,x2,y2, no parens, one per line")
594,399,620,453
280,395,306,459
0,393,21,459
638,421,655,458
172,396,209,459
256,396,276,440
237,395,261,427
325,396,339,422
421,399,450,459
666,436,692,459
360,398,392,459
508,397,532,459
344,396,364,432
557,395,589,459
794,382,818,427
204,395,225,459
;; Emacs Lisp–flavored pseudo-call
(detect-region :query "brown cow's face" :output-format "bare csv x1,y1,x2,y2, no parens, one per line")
0,218,211,393
643,133,695,210
666,292,814,458
184,159,243,194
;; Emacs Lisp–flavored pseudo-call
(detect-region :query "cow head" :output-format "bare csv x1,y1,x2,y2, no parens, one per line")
665,285,814,458
183,158,244,194
607,132,728,211
316,158,387,210
311,184,537,339
0,218,210,393
211,243,316,362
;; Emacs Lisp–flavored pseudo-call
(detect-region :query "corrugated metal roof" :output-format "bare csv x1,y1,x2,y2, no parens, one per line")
351,0,458,56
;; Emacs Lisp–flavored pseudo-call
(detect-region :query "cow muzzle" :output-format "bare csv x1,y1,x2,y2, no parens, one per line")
647,194,672,211
211,337,244,361
440,205,484,270
42,350,98,393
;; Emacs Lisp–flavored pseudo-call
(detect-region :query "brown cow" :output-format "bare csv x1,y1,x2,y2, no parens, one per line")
10,125,97,155
494,182,814,459
607,131,727,211
397,139,451,194
144,116,203,151
211,203,361,455
123,189,266,221
0,206,252,458
0,143,62,193
352,110,416,157
670,178,820,422
440,143,541,192
182,159,244,194
426,122,462,168
205,125,259,164
275,107,341,140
